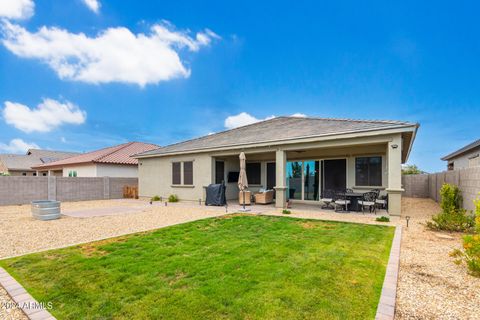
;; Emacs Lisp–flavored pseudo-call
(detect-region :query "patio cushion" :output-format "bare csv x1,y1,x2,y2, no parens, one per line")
358,201,375,206
375,199,387,204
335,200,351,205
320,198,333,203
255,190,274,204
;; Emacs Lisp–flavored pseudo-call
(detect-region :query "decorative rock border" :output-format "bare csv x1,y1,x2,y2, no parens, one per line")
375,225,402,320
0,267,56,320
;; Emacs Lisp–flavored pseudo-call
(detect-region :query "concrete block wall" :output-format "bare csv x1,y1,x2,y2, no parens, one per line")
402,174,429,198
56,177,105,202
109,177,138,199
403,168,480,211
458,167,480,211
0,176,138,206
0,177,49,206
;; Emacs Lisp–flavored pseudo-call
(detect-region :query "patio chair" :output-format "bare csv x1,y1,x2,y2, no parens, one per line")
334,190,350,212
320,189,335,209
358,191,377,214
372,189,381,198
375,195,388,211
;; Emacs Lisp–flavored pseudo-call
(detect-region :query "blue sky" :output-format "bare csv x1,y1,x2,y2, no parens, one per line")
0,0,479,172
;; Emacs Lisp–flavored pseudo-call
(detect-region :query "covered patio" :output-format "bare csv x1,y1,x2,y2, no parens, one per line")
136,117,418,217
210,131,405,215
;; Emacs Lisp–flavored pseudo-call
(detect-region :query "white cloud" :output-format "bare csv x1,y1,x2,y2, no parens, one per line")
224,112,275,129
0,0,34,20
0,138,39,153
224,112,309,129
1,21,220,86
82,0,100,14
2,98,87,133
291,113,307,118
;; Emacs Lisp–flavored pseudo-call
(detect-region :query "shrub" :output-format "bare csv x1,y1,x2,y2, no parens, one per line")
426,184,474,232
452,234,480,277
426,209,475,232
168,194,179,202
375,216,390,222
451,194,480,277
151,195,160,202
282,209,291,215
439,183,462,213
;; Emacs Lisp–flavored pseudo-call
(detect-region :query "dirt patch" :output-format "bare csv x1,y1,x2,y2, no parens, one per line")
168,272,187,286
79,236,129,257
299,221,317,229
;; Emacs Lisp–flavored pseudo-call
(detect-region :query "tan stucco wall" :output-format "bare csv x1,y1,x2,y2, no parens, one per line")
62,164,97,177
138,153,213,201
59,163,138,177
96,164,138,177
137,132,406,214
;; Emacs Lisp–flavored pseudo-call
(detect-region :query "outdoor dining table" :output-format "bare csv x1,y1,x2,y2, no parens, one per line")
343,192,365,212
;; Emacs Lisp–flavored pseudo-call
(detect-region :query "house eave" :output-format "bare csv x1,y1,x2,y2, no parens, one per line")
135,125,418,159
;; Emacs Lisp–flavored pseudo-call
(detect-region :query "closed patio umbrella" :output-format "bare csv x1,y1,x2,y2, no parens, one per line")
238,152,250,211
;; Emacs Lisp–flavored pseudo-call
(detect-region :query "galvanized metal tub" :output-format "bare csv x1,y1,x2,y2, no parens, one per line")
31,200,61,221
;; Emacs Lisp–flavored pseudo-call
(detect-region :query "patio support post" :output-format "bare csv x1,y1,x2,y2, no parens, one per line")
386,134,403,216
274,149,287,208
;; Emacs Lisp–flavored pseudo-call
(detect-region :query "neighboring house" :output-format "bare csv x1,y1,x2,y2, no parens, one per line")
441,139,480,171
134,117,419,216
32,142,159,177
0,149,79,176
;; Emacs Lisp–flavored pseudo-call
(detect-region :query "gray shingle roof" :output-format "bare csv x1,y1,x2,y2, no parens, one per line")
0,149,80,171
137,116,417,157
441,139,480,161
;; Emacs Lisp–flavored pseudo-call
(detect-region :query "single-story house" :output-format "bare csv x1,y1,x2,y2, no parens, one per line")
32,142,159,177
135,117,419,216
0,149,79,176
441,138,480,170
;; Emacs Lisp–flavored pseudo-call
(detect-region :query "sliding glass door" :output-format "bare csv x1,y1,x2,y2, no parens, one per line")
322,159,347,191
287,160,320,201
287,161,302,200
304,160,319,200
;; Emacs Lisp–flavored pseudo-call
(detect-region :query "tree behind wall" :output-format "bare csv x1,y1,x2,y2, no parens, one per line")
402,164,425,175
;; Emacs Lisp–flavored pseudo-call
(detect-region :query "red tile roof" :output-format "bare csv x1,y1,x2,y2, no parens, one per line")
32,142,159,169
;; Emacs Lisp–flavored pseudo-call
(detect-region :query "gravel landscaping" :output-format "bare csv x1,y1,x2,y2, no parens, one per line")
396,197,480,320
1,197,479,319
0,286,25,320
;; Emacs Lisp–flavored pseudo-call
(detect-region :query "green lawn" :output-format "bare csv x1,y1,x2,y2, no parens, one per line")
0,215,394,319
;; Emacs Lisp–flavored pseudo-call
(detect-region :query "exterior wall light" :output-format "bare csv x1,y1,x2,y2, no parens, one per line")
391,144,398,149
